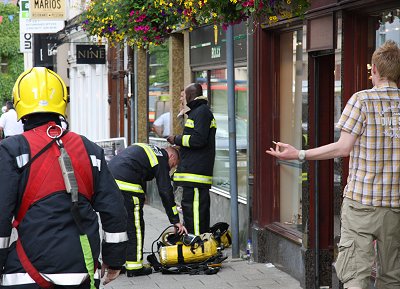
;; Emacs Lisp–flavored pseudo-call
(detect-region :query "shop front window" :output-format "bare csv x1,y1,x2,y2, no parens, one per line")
278,29,307,230
148,43,170,140
376,9,400,47
371,9,400,85
195,68,249,198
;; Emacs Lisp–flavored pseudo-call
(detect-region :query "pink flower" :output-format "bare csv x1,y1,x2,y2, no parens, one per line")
135,14,146,22
242,0,254,7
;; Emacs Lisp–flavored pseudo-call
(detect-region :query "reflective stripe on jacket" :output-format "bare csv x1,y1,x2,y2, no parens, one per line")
2,270,101,286
108,143,179,224
173,100,216,188
0,122,128,284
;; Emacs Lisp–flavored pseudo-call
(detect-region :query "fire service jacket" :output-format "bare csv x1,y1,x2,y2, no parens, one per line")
173,99,216,188
108,144,179,225
0,123,128,287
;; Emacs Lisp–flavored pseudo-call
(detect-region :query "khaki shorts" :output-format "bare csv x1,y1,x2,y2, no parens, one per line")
334,198,400,289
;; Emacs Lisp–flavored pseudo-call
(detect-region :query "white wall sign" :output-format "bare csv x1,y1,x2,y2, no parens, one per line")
22,19,65,33
30,0,66,20
20,32,33,53
19,0,64,35
20,0,31,52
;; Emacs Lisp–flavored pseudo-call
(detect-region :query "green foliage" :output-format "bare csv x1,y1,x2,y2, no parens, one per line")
0,3,24,104
149,43,169,86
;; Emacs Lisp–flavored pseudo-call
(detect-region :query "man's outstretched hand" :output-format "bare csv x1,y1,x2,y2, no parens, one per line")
265,141,299,160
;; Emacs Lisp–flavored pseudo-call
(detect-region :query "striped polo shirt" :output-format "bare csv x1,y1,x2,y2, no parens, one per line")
337,81,400,208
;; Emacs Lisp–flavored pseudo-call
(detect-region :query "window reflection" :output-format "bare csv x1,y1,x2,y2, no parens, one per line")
370,10,400,83
195,68,248,197
279,29,307,230
148,43,170,139
376,10,400,46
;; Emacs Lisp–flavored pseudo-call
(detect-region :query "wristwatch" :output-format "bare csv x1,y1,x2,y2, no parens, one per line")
298,150,306,162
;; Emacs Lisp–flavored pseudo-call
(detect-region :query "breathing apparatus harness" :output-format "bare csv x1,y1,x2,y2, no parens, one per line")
147,223,231,275
13,123,96,289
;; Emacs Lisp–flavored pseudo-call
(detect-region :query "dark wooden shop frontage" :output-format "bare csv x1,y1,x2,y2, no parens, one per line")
251,0,400,288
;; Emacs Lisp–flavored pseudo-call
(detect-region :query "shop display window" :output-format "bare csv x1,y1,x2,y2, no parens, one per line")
376,9,400,47
278,30,307,229
195,68,249,198
148,43,170,139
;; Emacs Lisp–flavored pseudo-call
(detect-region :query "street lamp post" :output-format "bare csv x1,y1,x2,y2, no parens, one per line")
226,24,239,259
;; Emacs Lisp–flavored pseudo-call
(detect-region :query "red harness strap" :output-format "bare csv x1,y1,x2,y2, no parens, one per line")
13,122,94,288
16,239,54,289
13,137,59,228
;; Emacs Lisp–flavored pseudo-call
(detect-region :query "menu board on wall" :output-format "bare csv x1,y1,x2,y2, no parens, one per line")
95,137,127,163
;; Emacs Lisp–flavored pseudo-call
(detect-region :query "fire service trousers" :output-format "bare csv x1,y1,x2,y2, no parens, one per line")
122,191,145,273
181,187,210,235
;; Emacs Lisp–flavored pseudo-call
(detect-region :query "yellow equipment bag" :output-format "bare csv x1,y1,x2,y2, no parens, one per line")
147,222,231,274
159,236,218,266
158,223,232,266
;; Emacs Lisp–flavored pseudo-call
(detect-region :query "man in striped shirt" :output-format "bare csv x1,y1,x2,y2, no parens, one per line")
266,40,400,289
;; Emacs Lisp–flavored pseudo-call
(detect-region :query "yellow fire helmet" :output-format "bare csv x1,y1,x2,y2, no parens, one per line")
13,67,68,120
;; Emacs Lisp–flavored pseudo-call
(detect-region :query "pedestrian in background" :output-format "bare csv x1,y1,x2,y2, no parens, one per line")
0,67,128,288
167,83,216,235
0,106,5,139
152,111,171,138
266,40,400,289
0,100,23,140
108,143,186,277
177,88,189,128
152,89,189,138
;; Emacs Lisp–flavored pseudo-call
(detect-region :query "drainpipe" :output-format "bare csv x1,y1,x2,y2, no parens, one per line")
133,47,138,142
226,24,239,258
128,46,135,145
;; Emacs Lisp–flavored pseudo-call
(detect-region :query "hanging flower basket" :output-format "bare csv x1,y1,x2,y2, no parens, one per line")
82,0,184,48
81,0,309,48
185,0,310,29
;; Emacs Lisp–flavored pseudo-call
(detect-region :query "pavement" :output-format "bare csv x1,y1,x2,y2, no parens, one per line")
103,205,302,289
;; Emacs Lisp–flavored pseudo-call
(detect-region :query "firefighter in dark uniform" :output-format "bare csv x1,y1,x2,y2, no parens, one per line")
108,144,186,277
167,83,216,236
0,67,128,289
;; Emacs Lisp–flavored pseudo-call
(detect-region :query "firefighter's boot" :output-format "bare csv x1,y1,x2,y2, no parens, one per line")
126,266,153,277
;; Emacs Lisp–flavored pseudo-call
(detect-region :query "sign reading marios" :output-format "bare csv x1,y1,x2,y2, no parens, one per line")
30,0,66,20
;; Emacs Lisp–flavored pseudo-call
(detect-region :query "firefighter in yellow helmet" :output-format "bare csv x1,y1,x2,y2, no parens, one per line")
0,67,128,288
13,67,68,120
